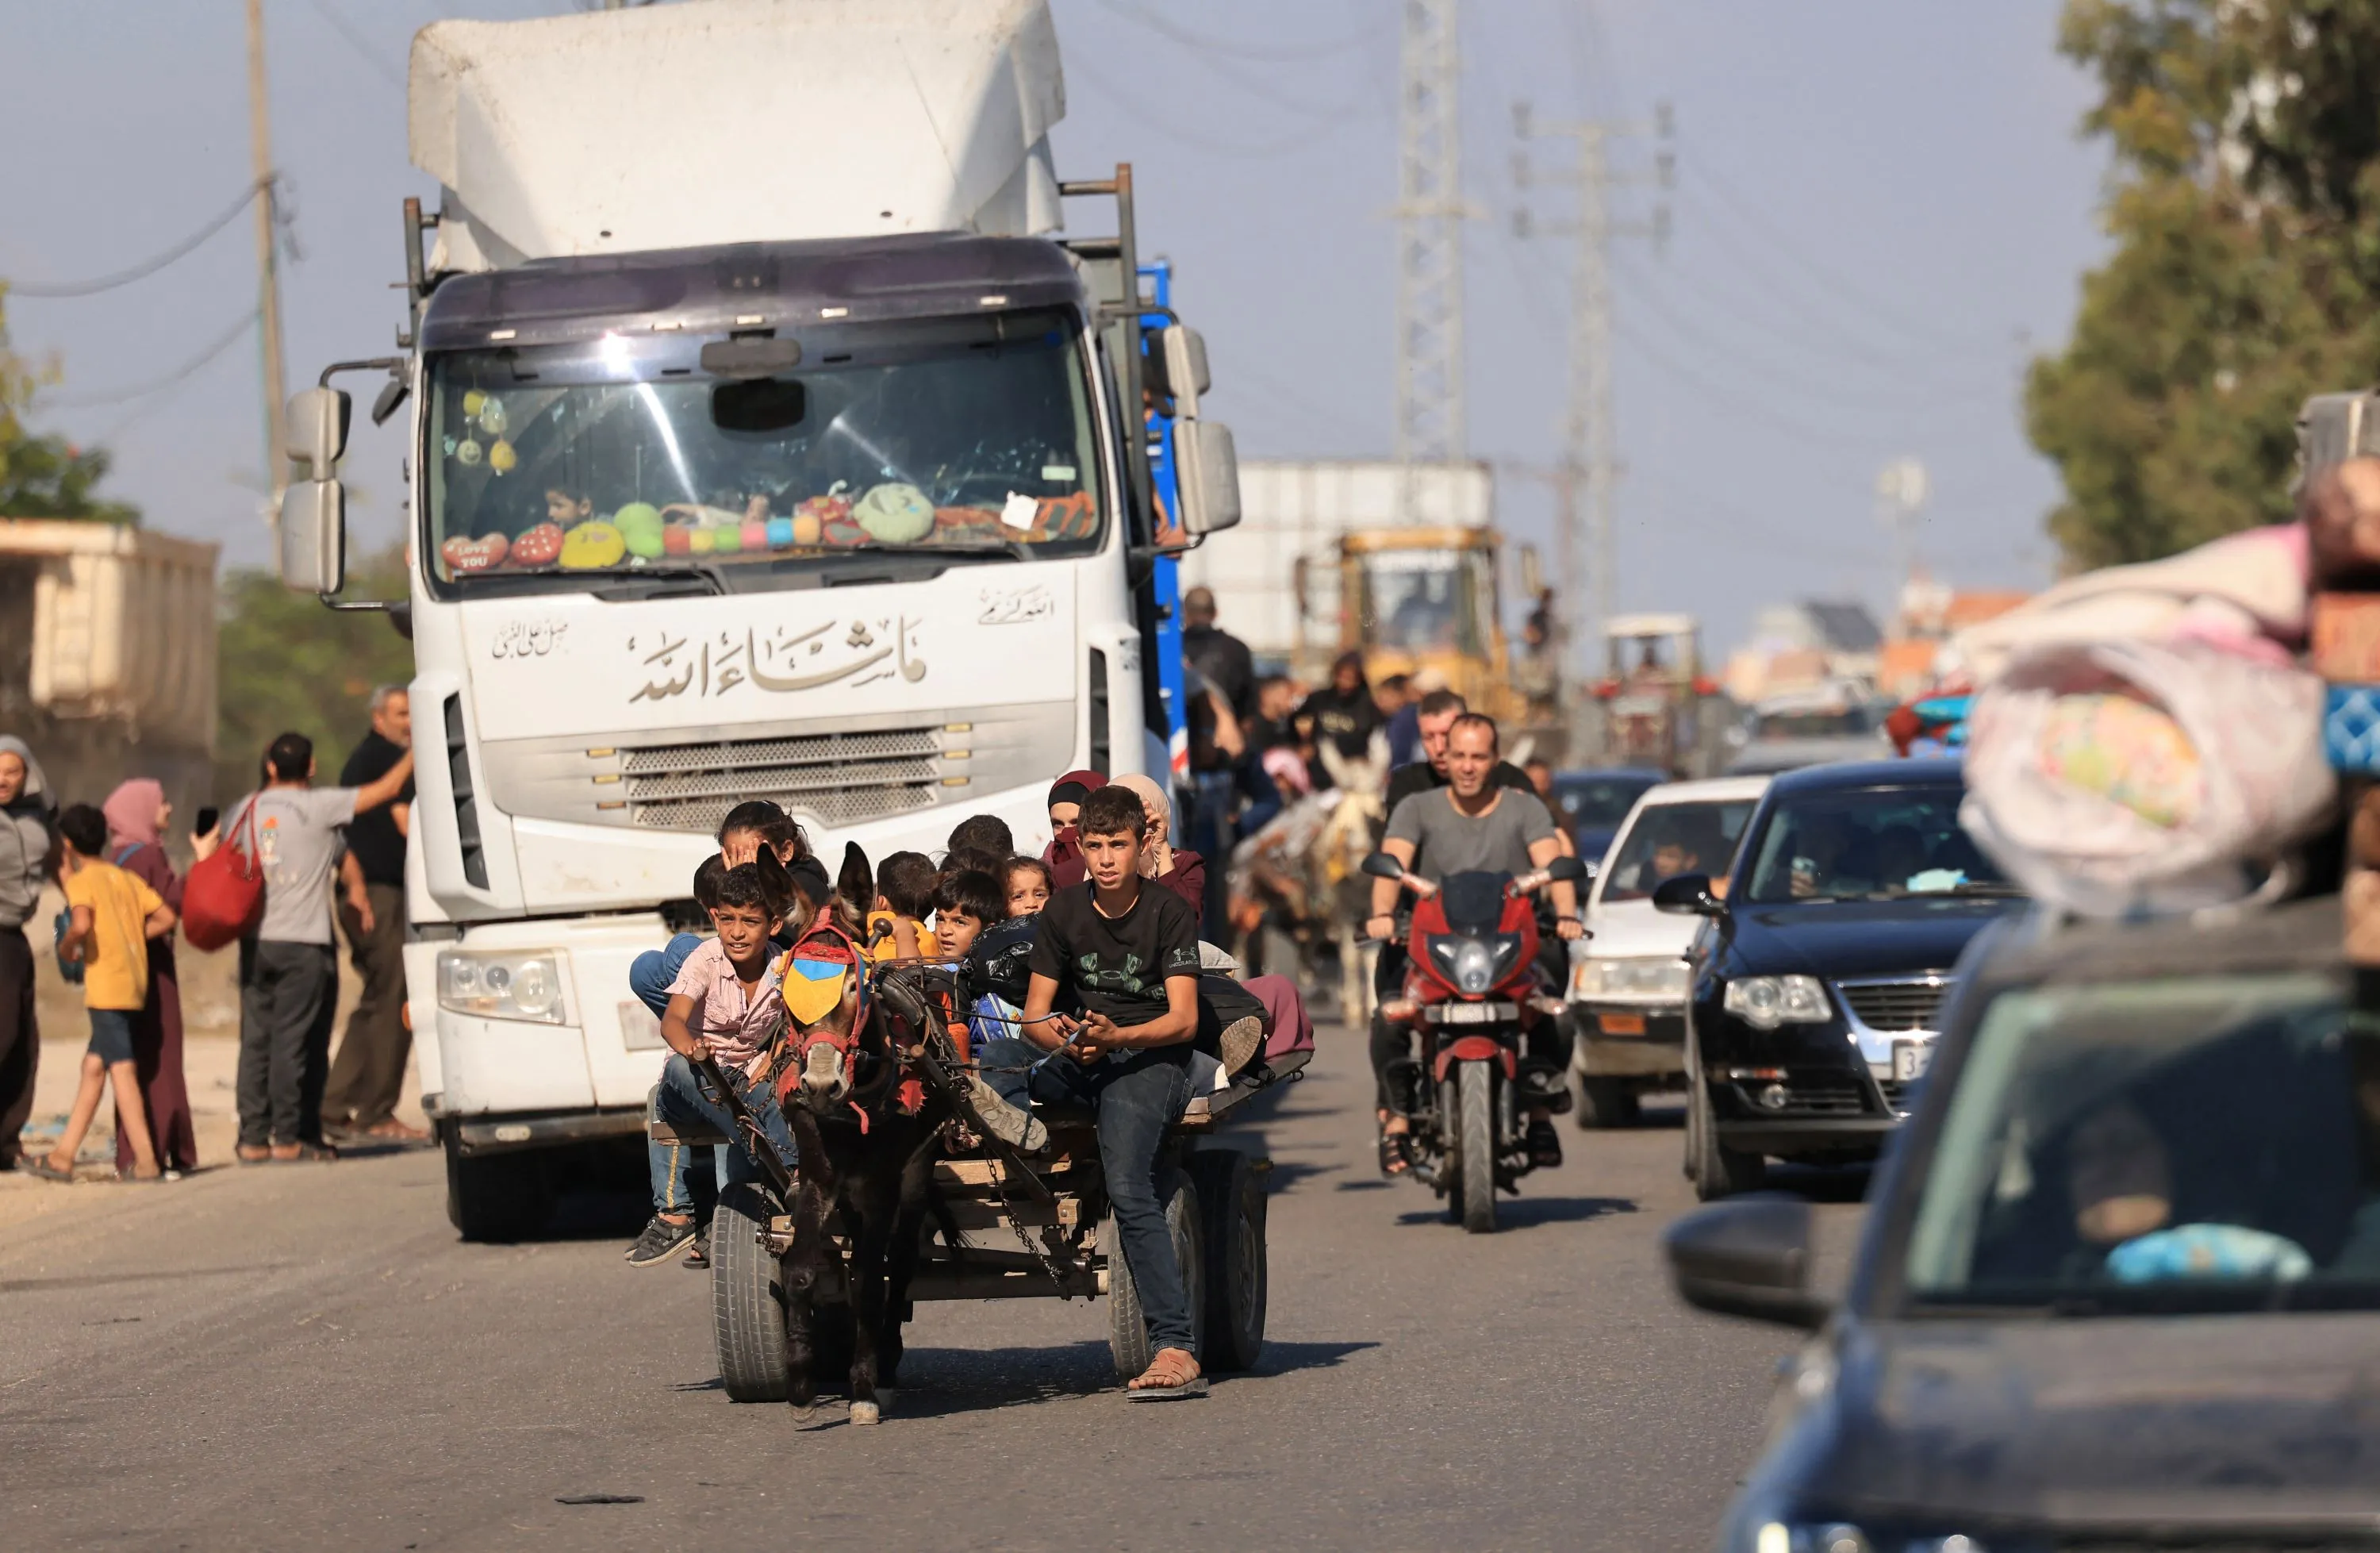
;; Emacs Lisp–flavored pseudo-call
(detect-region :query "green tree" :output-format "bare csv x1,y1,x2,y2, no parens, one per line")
215,544,415,798
0,283,140,523
2030,0,2380,568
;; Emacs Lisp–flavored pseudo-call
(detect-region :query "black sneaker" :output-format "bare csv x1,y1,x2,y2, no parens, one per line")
683,1228,711,1269
1526,1118,1564,1170
624,1215,698,1267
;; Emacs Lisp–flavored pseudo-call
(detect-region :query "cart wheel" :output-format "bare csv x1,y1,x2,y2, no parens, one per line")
1106,1171,1205,1382
1192,1150,1268,1373
711,1182,789,1403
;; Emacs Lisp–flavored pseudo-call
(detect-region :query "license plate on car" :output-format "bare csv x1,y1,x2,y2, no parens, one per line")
1599,1013,1646,1036
1891,1040,1933,1082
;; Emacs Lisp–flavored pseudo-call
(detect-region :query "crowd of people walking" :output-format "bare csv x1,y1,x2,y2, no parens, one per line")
0,689,416,1182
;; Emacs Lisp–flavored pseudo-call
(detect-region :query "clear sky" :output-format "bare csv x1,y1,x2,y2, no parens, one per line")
0,0,2106,655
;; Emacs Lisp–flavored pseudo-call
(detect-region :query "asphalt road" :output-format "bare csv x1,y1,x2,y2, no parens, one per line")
0,1028,1866,1551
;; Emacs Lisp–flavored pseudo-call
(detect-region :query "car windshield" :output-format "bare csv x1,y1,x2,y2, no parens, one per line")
1753,705,1871,740
422,307,1104,596
1902,969,2380,1313
1599,798,1756,904
1741,784,2009,904
1553,774,1662,832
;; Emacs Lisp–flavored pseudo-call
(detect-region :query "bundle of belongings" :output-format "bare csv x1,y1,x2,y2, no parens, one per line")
1946,473,2375,918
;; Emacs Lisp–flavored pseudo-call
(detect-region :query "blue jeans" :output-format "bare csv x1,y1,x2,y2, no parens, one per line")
977,1037,1196,1353
631,933,704,1018
647,1051,798,1217
635,934,714,1217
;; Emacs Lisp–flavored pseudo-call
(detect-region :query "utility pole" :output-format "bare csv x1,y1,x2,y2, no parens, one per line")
247,0,289,515
1513,102,1672,692
1393,0,1466,523
1875,456,1929,624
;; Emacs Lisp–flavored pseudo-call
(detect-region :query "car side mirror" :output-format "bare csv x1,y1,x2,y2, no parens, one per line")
1361,851,1405,882
284,386,351,479
1174,419,1242,536
1663,1197,1829,1329
278,478,347,595
1545,855,1587,884
1652,872,1724,916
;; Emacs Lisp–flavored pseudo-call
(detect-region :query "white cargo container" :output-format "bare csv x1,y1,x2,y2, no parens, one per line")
1177,459,1492,669
0,518,219,809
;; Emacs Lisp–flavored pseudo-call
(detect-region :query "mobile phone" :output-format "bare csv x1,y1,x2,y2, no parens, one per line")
195,805,220,837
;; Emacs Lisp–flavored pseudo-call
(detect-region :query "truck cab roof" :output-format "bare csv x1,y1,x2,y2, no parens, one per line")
418,232,1087,352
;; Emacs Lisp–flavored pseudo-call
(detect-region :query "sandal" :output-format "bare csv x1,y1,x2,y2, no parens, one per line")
21,1155,75,1184
1124,1347,1208,1401
270,1141,340,1164
236,1144,273,1165
1377,1125,1411,1178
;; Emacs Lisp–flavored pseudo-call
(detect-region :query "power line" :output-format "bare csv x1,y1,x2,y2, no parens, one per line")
1610,309,1923,456
307,0,405,92
1090,0,1379,63
6,182,264,299
40,308,260,409
1065,64,1373,160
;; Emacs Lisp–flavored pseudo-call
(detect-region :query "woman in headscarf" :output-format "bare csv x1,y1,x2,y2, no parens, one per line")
102,779,212,1174
1041,770,1107,891
0,736,55,1171
1111,772,1206,915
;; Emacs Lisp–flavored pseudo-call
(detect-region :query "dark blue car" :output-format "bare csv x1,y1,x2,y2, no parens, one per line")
1654,759,2024,1199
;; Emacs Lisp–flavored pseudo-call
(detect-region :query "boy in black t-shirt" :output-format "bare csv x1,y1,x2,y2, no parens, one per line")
976,784,1207,1401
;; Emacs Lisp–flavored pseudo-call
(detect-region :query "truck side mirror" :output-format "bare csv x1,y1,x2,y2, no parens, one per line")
284,386,351,479
279,479,347,595
1360,851,1405,882
1174,419,1241,537
1161,325,1211,418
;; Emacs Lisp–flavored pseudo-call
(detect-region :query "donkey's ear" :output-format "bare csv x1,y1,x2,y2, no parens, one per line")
837,841,873,917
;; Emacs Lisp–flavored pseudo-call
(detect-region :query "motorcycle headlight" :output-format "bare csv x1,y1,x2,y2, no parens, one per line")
1426,934,1522,995
438,949,569,1024
1722,974,1830,1030
1572,955,1691,1002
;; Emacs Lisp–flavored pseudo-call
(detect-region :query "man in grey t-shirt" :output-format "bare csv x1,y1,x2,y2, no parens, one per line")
228,731,413,1160
1367,713,1582,1172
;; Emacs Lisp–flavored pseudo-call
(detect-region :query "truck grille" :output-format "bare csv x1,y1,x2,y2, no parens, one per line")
1836,977,1948,1032
622,728,942,833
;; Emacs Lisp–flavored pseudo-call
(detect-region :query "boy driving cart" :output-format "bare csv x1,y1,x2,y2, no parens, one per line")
973,784,1210,1401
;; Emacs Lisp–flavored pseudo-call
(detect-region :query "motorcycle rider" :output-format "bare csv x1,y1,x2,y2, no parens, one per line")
1367,713,1583,1175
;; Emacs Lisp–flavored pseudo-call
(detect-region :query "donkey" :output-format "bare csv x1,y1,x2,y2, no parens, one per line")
770,852,953,1424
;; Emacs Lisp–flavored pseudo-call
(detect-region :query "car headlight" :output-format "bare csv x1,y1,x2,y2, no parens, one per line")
438,949,568,1024
1748,1525,1984,1553
1572,955,1691,1001
1722,974,1830,1029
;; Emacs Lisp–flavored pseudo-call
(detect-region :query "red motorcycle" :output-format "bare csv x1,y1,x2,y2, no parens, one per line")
1365,850,1588,1232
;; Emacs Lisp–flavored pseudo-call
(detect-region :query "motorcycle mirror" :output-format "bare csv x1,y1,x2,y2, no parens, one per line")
1545,855,1587,884
1361,852,1405,881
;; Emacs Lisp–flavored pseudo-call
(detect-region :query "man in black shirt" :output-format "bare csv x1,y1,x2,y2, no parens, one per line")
1180,586,1255,726
325,686,420,1142
1381,688,1534,812
977,784,1207,1399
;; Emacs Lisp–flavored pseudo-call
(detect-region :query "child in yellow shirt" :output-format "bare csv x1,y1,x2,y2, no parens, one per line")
28,804,177,1182
866,851,936,963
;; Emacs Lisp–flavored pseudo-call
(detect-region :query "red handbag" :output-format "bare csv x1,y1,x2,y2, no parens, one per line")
182,798,265,951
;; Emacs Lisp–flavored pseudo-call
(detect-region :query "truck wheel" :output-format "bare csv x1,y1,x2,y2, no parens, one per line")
442,1129,551,1243
1456,1061,1499,1234
1578,1076,1642,1130
711,1182,789,1403
1106,1172,1205,1382
1191,1151,1267,1374
1686,1076,1765,1201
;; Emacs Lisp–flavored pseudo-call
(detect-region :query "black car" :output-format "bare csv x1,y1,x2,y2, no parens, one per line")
1654,759,2023,1199
1664,895,2380,1551
1550,767,1667,864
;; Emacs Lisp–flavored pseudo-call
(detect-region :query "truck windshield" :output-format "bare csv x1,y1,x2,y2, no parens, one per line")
1357,546,1495,656
422,308,1104,595
1902,969,2380,1314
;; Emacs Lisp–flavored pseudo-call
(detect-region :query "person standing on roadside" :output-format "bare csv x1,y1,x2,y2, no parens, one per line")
102,779,213,1175
1294,651,1384,792
0,736,56,1171
324,688,424,1144
228,732,415,1163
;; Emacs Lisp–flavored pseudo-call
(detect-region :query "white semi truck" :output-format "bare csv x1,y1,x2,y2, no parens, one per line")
274,0,1239,1237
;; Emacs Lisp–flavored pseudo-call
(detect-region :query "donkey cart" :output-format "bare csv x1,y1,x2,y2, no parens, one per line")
655,973,1305,1405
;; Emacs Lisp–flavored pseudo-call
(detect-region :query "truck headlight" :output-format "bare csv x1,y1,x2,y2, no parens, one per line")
1572,956,1691,1001
438,949,568,1024
1722,974,1830,1030
1746,1524,1983,1553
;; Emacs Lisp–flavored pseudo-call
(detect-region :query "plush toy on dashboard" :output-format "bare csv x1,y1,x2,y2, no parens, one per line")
853,482,935,544
559,521,627,570
441,532,509,575
614,502,666,559
509,521,565,567
792,482,854,546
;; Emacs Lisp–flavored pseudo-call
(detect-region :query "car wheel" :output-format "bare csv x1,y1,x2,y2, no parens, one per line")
1686,1074,1765,1201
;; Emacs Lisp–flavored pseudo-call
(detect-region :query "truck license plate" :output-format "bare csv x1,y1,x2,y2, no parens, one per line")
1891,1040,1933,1082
